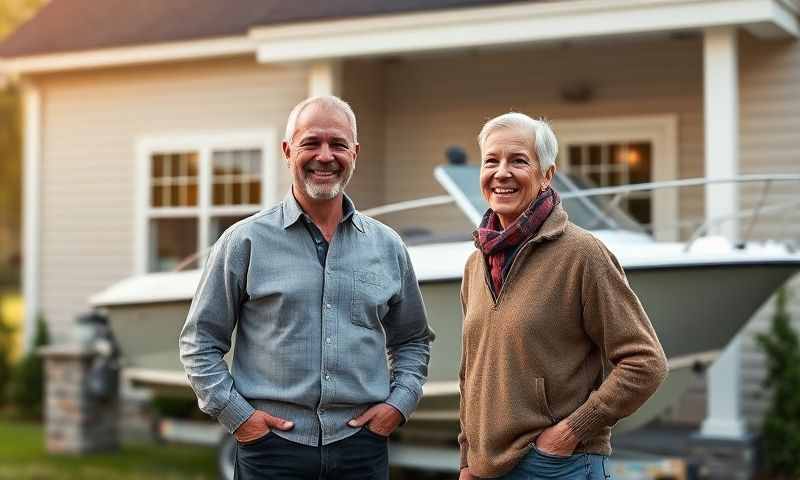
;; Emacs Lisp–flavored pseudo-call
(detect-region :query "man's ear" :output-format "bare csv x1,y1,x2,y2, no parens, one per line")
281,140,291,163
353,142,360,158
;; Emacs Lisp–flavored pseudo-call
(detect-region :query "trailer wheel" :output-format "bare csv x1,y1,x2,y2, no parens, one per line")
217,433,236,480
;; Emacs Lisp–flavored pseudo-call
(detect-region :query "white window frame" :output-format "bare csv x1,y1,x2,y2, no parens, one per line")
551,115,679,241
134,129,278,274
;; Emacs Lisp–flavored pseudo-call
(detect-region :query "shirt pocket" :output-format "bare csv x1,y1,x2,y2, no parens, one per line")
351,270,390,330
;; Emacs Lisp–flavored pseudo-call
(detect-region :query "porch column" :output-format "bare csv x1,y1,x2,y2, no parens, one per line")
703,26,739,241
700,26,746,440
22,79,42,351
308,61,342,97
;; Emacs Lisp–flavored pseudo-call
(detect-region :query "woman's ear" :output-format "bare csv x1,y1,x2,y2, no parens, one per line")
542,165,556,189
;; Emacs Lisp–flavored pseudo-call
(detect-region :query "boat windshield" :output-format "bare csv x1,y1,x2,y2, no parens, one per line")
434,164,645,234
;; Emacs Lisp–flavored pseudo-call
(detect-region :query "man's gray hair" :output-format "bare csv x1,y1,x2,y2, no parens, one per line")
284,95,358,143
477,112,558,171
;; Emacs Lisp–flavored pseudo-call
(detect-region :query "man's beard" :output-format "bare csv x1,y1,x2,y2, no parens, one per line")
301,161,354,200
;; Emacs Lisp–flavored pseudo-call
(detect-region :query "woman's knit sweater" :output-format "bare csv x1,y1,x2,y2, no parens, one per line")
458,205,668,477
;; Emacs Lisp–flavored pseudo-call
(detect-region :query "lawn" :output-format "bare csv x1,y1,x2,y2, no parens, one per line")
0,420,218,480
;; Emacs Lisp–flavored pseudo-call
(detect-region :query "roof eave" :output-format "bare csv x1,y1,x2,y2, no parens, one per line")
252,0,800,63
0,35,256,76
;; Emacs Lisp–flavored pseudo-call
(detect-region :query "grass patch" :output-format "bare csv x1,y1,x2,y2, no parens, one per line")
0,419,218,480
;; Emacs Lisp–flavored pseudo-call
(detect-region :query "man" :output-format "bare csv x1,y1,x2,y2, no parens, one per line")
179,96,433,479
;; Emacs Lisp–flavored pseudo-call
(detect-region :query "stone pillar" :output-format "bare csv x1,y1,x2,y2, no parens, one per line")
40,345,119,454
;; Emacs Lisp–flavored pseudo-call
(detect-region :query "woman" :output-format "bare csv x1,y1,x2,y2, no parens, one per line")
458,113,668,480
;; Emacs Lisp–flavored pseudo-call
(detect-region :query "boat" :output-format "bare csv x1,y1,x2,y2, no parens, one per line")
90,165,800,475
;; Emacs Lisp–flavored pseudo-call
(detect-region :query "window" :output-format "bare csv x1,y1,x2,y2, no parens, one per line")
552,116,678,241
565,142,653,226
137,131,277,273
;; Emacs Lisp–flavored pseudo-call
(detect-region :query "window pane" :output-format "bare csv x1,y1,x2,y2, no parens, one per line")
588,144,602,166
152,186,164,208
628,197,652,226
149,218,198,272
628,142,652,184
170,185,181,207
212,149,262,206
210,215,253,244
248,181,261,205
213,183,225,206
232,183,243,204
568,145,582,166
152,156,164,178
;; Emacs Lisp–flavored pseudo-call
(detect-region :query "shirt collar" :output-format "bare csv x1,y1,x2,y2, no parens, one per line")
281,189,364,232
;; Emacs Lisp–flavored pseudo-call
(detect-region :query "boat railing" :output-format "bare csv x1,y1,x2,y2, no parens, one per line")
362,173,800,252
554,174,800,251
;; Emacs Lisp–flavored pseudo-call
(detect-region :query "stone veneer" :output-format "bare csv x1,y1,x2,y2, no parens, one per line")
40,345,119,454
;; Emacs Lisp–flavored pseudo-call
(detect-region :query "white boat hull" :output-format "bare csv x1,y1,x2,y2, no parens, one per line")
106,260,799,436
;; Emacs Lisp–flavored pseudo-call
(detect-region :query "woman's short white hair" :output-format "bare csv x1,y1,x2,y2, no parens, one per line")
284,95,358,143
477,113,558,172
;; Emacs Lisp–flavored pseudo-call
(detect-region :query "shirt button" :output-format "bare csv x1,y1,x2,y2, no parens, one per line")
325,303,332,309
326,337,332,344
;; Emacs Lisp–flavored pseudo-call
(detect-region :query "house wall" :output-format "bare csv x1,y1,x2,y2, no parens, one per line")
342,59,387,209
737,32,800,431
382,36,706,236
34,56,308,340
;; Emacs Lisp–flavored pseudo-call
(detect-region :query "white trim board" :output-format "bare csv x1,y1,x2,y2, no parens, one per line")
21,81,41,351
253,0,800,63
134,129,278,275
1,36,255,75
552,115,679,241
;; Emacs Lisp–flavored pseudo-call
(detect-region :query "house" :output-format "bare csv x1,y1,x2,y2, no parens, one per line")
1,0,799,441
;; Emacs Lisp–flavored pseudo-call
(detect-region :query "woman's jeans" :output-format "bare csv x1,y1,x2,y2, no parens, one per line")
496,446,611,480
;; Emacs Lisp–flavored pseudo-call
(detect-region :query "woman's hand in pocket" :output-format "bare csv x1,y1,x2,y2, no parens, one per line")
535,420,578,457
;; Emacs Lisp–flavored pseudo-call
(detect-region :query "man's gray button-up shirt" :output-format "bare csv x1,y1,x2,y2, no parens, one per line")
179,192,433,446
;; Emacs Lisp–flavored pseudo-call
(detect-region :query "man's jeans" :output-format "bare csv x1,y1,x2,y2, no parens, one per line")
234,428,388,480
496,446,611,480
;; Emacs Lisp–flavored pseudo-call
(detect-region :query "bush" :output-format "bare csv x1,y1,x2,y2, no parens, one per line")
756,288,800,479
0,314,13,406
7,315,48,419
151,393,207,421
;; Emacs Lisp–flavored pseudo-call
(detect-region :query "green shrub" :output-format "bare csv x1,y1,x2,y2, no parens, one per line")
151,393,207,421
0,314,13,406
756,287,800,479
8,315,48,419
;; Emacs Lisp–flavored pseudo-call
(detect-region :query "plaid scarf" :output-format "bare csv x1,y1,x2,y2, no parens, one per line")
473,187,560,296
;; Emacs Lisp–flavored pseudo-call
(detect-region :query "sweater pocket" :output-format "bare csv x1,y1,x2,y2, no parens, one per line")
534,377,558,424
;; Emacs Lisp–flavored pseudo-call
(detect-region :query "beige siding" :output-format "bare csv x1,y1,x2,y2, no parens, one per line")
737,33,800,430
342,59,387,209
36,57,308,340
382,37,706,236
